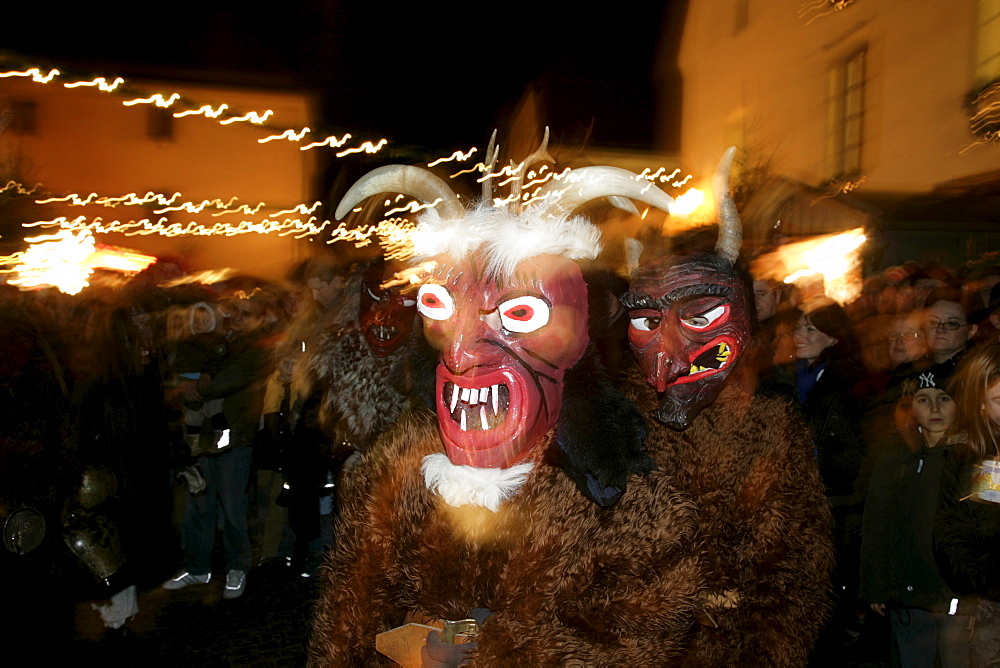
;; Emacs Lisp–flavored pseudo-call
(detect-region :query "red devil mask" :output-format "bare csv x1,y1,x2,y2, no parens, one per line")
622,253,750,429
417,254,589,469
358,261,416,357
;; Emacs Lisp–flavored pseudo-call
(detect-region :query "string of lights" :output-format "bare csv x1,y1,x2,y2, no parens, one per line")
0,63,388,157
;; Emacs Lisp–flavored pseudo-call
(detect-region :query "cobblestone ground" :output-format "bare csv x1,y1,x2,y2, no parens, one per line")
65,562,319,667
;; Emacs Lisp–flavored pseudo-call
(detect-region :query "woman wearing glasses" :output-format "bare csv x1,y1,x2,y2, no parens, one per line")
924,288,978,373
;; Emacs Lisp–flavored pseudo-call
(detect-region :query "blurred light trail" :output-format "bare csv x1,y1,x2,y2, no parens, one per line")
218,110,274,125
798,0,856,25
336,139,388,157
428,148,477,167
301,134,352,151
174,103,230,119
259,127,311,143
0,67,60,83
64,77,125,92
123,93,181,108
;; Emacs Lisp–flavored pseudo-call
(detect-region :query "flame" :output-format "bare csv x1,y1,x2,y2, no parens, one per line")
3,229,158,294
6,229,97,294
753,228,867,306
87,244,157,273
668,188,705,217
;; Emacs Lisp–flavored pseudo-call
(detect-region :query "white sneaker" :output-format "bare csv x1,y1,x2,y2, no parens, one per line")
162,570,211,590
223,569,246,599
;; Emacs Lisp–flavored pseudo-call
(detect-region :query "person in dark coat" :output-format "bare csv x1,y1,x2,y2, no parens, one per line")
164,289,272,600
861,365,970,667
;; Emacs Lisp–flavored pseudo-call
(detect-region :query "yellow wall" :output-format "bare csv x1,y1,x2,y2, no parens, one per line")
675,1,998,192
1,75,318,280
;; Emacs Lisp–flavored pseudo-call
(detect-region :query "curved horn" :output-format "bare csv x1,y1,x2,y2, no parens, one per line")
335,165,464,220
481,130,499,202
511,127,554,210
714,146,742,264
531,166,674,221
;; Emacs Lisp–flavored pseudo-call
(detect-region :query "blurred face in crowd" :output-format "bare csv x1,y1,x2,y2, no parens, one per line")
888,313,927,367
913,278,945,309
278,356,297,383
753,279,780,322
793,313,838,365
192,306,214,335
912,387,955,444
284,285,308,320
985,380,1000,429
924,300,976,363
307,276,346,311
230,300,263,333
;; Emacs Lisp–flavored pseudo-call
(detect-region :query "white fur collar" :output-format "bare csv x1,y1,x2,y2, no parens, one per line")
421,453,534,512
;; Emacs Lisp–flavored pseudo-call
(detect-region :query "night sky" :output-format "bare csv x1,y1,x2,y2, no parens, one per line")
3,2,684,154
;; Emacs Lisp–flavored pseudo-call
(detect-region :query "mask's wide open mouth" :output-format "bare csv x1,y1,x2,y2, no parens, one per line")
441,379,511,431
370,324,399,343
673,339,735,385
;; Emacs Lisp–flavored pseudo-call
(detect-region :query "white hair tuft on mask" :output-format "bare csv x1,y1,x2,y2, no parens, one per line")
412,203,601,280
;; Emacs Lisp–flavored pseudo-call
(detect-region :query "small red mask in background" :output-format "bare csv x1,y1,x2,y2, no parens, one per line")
622,253,750,429
417,254,589,469
358,261,417,357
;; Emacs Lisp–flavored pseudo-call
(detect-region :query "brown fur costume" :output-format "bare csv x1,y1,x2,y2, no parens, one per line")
623,367,835,666
308,324,407,451
309,410,705,665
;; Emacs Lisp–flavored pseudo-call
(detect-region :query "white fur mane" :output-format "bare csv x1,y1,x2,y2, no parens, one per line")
421,453,534,512
412,203,601,280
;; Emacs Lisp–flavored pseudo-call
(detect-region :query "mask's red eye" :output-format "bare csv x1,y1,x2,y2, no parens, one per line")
416,284,454,321
498,296,549,333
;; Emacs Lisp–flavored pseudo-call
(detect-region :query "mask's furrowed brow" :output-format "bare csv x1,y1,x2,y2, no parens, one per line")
621,291,671,310
664,283,732,303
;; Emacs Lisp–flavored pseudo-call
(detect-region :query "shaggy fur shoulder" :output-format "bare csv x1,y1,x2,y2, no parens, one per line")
308,326,407,450
623,366,835,667
309,408,705,666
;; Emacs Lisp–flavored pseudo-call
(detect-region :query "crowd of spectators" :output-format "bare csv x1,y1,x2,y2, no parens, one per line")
4,245,1000,663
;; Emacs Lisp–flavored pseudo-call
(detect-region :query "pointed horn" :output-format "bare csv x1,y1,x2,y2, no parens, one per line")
481,130,499,202
714,146,742,264
624,238,644,276
335,165,464,220
511,127,554,210
531,166,674,221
